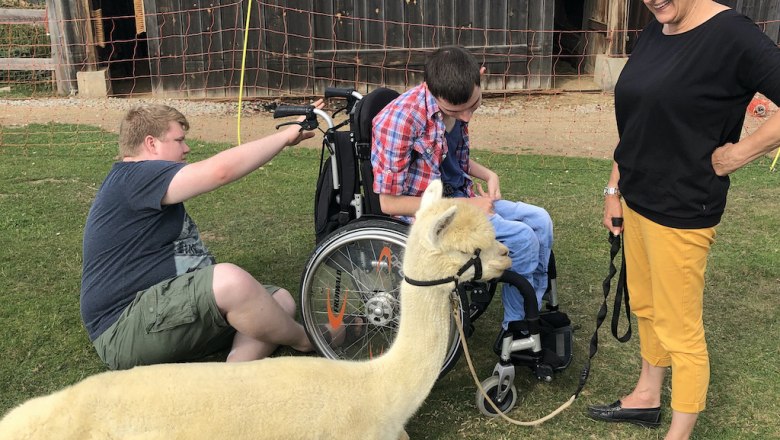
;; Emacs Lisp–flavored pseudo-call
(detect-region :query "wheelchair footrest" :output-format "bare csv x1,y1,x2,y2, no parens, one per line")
493,310,574,373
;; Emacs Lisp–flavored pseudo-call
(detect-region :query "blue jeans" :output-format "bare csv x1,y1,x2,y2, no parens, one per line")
490,200,553,329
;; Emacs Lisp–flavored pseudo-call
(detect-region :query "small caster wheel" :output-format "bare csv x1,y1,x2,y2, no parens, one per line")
535,364,554,382
476,375,518,417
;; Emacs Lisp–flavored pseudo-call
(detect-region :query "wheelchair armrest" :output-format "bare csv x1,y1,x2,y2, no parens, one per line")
498,270,541,335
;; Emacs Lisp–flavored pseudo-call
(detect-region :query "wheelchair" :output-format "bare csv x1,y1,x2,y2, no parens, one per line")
272,87,574,416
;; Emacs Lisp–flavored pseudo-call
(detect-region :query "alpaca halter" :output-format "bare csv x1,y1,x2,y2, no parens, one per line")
403,249,482,287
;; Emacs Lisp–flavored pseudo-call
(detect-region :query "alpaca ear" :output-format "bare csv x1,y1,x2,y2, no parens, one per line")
426,205,458,246
418,179,443,214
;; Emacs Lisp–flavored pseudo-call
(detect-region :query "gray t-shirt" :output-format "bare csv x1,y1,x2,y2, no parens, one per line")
80,161,215,341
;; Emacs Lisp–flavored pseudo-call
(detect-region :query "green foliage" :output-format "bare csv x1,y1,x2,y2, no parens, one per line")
0,124,778,439
0,23,51,58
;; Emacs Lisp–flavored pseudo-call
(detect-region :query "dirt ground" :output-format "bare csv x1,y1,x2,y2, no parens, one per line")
0,93,774,159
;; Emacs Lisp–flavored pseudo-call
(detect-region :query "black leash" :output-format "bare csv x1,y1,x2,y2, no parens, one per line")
574,217,632,397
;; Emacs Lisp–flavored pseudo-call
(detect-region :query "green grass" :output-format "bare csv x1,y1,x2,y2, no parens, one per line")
1,123,778,439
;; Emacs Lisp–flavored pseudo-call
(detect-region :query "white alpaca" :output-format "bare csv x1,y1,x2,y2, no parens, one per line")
0,179,510,440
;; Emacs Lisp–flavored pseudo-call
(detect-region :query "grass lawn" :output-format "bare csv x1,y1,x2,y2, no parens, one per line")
1,123,778,439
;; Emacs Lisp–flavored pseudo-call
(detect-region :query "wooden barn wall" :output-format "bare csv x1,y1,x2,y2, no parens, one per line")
145,1,262,98
144,0,555,97
722,0,780,43
53,0,779,97
284,0,555,96
594,0,778,73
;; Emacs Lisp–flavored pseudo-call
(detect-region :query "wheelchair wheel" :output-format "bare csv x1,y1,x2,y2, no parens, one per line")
476,375,518,417
300,218,464,375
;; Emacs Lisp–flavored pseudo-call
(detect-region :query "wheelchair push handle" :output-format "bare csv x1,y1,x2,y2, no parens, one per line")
324,87,364,118
273,104,335,131
324,87,364,101
324,87,355,99
273,104,315,119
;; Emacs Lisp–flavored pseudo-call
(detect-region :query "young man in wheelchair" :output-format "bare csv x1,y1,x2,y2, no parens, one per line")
371,45,554,336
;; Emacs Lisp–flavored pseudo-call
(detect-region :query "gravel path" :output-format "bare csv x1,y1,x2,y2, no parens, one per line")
1,94,774,160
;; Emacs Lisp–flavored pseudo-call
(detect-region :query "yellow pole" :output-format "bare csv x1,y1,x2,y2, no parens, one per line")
770,148,780,172
237,0,253,144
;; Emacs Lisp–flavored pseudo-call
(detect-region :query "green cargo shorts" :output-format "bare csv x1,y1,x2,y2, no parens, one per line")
93,265,280,370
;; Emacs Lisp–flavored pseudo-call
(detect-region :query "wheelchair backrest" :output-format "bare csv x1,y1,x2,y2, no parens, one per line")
352,88,400,216
314,87,400,244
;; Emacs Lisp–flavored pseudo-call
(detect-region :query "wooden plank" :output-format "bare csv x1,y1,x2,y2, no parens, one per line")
262,0,288,96
201,3,226,98
142,0,163,95
217,1,242,96
156,0,186,96
420,0,437,48
483,0,509,91
580,0,609,73
285,0,315,95
382,0,407,89
243,0,265,97
486,0,507,46
505,0,529,89
454,0,475,48
331,0,357,86
312,0,335,93
80,0,97,67
0,8,47,23
526,0,554,88
383,0,404,50
352,0,378,92
46,0,74,95
314,45,529,66
182,3,206,97
351,0,367,91
471,0,487,48
765,0,780,44
0,57,55,70
607,0,628,55
437,0,456,46
403,0,424,86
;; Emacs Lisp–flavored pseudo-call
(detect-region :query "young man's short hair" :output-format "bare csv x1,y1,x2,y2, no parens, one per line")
424,45,481,105
119,105,189,157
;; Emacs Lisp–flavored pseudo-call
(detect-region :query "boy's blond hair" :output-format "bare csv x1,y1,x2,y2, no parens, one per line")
118,105,189,157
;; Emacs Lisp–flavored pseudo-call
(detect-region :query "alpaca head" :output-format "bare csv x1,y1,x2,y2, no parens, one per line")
403,180,511,283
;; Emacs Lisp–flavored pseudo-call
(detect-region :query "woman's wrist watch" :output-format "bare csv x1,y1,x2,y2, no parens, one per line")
603,186,621,197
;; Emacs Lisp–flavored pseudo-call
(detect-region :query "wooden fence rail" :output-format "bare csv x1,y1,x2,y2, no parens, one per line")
0,8,55,72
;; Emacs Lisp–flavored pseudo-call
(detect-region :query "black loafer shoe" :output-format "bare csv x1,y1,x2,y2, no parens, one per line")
587,400,661,428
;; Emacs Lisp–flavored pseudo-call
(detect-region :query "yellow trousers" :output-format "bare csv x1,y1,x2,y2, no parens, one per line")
623,204,716,413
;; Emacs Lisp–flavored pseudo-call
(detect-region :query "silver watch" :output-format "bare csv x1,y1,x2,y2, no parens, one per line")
603,187,621,197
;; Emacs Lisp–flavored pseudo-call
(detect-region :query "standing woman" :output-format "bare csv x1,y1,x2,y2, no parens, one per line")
587,0,780,439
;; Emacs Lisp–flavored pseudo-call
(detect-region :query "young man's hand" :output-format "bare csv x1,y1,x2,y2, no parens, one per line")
475,172,501,201
466,196,495,215
283,99,325,146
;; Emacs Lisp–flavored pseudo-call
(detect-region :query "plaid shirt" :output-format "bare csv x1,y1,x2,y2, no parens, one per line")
371,83,474,218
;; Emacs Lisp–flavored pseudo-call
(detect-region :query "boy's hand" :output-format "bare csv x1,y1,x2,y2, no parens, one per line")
475,172,501,201
467,196,495,215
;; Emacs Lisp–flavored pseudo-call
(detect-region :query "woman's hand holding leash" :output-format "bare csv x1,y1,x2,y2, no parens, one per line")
603,194,623,236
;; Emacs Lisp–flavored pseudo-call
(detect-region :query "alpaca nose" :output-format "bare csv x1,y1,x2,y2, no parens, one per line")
499,243,509,257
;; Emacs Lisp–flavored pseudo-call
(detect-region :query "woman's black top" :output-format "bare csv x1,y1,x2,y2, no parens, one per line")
614,9,780,228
